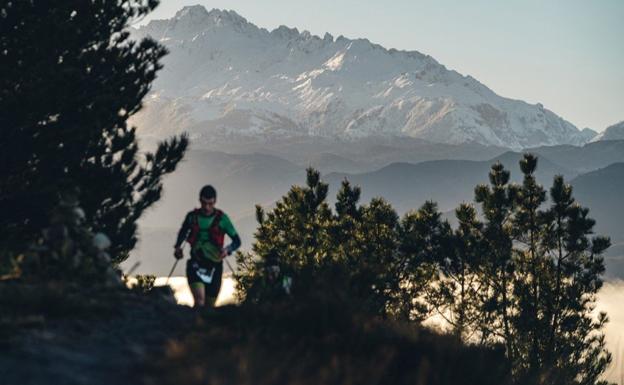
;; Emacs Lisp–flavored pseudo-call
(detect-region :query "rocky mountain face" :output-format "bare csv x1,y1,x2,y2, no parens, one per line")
132,5,592,149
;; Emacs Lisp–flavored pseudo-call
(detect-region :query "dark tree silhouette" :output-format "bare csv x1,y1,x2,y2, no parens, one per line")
0,1,187,265
457,155,612,384
237,158,611,384
236,170,402,315
398,201,453,321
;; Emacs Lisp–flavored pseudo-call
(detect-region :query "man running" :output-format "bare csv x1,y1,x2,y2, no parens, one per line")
173,185,241,307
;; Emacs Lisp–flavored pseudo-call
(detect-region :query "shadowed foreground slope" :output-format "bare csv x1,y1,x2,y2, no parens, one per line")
1,282,512,385
140,298,512,385
0,282,195,385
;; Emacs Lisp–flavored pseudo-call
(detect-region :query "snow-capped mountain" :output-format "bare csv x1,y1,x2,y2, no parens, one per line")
592,121,624,142
131,5,591,149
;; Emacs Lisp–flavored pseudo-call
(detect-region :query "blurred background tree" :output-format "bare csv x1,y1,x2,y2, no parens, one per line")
0,0,187,273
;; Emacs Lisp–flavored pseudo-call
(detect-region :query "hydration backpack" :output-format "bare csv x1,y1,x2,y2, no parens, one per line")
187,209,224,248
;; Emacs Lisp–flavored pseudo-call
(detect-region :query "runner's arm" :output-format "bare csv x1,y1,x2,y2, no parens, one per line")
224,234,241,255
174,213,192,249
221,214,241,255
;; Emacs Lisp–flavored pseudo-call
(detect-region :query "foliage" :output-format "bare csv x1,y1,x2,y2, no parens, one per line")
397,201,452,321
425,203,485,341
332,180,402,317
237,156,612,384
236,168,332,302
236,170,401,315
463,156,612,384
0,0,188,271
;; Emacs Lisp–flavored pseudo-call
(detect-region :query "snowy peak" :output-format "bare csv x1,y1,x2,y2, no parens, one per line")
142,6,256,41
592,121,624,142
173,5,209,20
132,6,591,149
173,6,249,28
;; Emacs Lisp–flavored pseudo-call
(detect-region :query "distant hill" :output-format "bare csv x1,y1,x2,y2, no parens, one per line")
306,152,369,174
571,163,624,244
528,140,624,173
326,151,574,213
174,135,510,171
561,163,624,279
604,243,624,279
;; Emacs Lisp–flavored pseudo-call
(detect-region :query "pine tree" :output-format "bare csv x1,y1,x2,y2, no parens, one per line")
331,179,363,270
330,179,366,298
236,168,333,301
352,197,401,316
509,154,549,377
329,180,402,315
473,162,518,351
0,1,188,265
237,171,402,315
429,203,485,342
470,155,612,384
536,175,612,384
235,161,613,384
398,201,453,321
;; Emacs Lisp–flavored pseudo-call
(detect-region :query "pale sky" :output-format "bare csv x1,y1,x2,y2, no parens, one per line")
140,0,623,132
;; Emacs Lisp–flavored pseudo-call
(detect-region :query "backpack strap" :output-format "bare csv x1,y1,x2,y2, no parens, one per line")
186,209,202,247
210,209,223,230
188,209,225,248
209,209,225,249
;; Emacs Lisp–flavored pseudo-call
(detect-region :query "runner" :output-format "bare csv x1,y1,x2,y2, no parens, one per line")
173,185,241,307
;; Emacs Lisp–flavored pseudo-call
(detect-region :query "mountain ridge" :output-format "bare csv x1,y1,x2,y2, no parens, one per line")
132,6,591,149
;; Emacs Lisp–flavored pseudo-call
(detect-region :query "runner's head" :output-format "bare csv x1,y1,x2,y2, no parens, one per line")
199,185,217,209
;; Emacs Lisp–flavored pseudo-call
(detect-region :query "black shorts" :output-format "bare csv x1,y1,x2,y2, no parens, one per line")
186,258,223,298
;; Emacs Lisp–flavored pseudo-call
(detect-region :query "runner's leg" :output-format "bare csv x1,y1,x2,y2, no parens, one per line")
191,283,206,307
186,259,206,308
205,261,223,307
